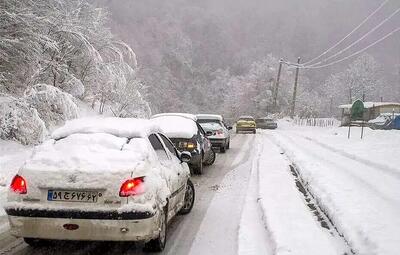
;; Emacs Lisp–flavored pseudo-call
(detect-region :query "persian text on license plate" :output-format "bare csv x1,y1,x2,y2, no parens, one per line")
47,190,99,203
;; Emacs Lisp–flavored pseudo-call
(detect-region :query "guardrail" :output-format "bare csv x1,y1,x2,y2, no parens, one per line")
294,118,339,127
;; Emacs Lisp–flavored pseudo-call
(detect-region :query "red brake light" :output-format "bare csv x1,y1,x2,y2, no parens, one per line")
10,175,27,194
119,177,145,197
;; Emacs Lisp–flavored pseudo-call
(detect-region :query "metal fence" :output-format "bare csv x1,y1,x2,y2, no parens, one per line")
294,118,339,127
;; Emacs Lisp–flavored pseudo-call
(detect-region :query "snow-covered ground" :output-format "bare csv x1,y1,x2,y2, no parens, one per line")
1,118,399,254
263,120,400,255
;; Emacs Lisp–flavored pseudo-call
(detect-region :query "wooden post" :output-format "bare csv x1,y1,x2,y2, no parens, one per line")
290,57,301,118
273,59,283,111
348,89,352,139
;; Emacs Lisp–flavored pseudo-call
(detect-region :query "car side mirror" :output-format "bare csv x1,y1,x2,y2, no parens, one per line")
205,131,213,136
180,151,192,163
227,126,233,130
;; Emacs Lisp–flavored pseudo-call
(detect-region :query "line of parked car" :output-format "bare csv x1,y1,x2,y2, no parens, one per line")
4,113,276,252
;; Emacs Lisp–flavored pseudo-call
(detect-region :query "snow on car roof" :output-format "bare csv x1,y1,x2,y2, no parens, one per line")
52,117,161,140
196,114,223,121
22,133,154,173
151,113,197,121
151,115,198,139
239,116,255,119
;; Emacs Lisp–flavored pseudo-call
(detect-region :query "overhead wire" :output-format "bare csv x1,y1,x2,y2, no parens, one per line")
300,26,400,69
305,6,400,67
302,0,391,66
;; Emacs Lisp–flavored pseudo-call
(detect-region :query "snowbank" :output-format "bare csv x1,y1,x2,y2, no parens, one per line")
270,121,400,255
241,133,343,255
0,97,47,145
25,84,79,128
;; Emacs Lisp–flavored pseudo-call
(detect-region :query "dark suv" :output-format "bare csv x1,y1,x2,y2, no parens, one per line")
151,113,216,175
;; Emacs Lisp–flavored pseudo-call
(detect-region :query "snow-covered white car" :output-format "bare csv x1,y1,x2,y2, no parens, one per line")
151,113,215,175
5,118,195,252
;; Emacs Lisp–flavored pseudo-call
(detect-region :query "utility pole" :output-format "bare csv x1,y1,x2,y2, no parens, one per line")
290,57,301,118
272,59,283,112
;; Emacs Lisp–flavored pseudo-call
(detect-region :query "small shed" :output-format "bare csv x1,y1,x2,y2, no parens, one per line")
338,102,400,126
394,116,400,130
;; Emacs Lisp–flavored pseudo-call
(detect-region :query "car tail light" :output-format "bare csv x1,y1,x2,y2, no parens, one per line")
119,177,145,197
10,175,27,194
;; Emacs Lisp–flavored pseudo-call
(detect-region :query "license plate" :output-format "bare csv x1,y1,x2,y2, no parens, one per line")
47,190,99,203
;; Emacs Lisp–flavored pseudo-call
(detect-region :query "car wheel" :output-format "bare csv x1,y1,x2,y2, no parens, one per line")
226,140,230,149
144,206,167,252
220,145,226,153
179,179,195,215
193,155,203,175
204,149,216,166
24,238,48,247
253,130,256,134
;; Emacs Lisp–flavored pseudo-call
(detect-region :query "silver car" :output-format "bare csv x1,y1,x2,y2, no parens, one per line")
5,118,195,252
197,114,232,153
255,117,278,129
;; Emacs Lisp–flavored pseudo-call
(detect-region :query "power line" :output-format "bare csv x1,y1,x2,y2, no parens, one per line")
306,6,400,67
302,0,391,66
300,26,400,69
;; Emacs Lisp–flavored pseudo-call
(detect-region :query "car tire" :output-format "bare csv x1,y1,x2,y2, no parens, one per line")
253,130,256,134
179,179,195,215
204,149,216,166
220,145,226,153
226,140,230,150
193,155,203,175
24,238,48,247
144,206,167,252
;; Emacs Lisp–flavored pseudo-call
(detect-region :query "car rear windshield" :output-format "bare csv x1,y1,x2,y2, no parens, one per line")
200,122,222,131
198,119,220,124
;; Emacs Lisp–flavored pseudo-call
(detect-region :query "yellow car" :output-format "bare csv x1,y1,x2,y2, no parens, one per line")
236,116,256,134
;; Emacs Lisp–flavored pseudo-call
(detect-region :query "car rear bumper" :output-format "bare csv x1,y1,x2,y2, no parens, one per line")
236,127,256,132
209,138,227,148
6,208,160,242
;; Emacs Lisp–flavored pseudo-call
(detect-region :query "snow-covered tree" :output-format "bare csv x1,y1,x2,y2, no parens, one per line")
324,54,384,106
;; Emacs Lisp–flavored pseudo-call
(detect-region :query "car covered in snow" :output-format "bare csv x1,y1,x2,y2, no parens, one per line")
5,118,195,252
255,117,278,129
151,113,215,175
196,114,232,153
236,116,256,134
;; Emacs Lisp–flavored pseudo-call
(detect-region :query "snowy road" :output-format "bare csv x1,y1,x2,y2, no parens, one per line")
1,125,398,254
0,133,259,255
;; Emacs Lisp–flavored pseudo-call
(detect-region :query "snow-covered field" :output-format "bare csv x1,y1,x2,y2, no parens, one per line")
253,120,400,255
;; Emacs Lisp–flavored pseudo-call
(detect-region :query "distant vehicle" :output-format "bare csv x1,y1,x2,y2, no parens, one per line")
197,114,232,153
256,117,278,129
152,113,216,174
236,116,256,134
5,118,195,252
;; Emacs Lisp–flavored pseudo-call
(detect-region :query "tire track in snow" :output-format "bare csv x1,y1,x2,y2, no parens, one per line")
289,164,355,255
273,131,400,206
295,132,400,180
